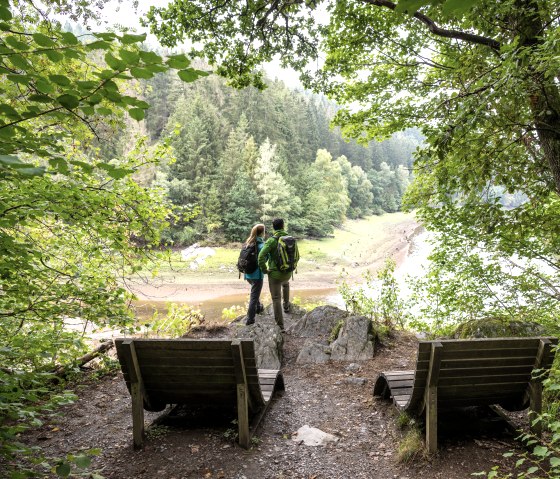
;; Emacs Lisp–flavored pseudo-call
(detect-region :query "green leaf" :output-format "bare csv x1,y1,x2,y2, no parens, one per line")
0,104,20,118
105,52,126,71
70,160,93,173
63,48,82,60
96,107,113,116
550,457,560,468
60,31,79,45
55,462,71,477
533,445,548,457
86,40,112,50
395,0,429,14
45,50,64,62
0,5,12,20
130,67,154,79
86,93,103,105
94,32,117,41
6,73,31,85
80,106,95,116
9,54,32,71
128,107,145,121
527,466,538,474
120,33,147,44
49,74,71,86
5,36,30,50
48,157,69,174
33,33,56,47
119,48,140,65
177,69,198,82
73,455,91,469
28,94,52,103
166,54,190,69
139,51,162,63
56,94,80,109
17,166,46,177
0,21,10,31
35,78,55,94
0,155,23,166
76,80,98,91
442,0,478,16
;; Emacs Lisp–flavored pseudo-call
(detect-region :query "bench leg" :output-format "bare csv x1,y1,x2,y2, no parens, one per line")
131,383,145,449
529,381,543,437
426,386,438,453
237,383,250,449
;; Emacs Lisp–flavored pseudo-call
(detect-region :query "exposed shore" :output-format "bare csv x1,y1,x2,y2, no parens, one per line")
127,213,421,313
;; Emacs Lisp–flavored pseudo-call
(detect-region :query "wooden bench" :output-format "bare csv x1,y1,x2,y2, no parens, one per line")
373,337,557,452
114,338,284,449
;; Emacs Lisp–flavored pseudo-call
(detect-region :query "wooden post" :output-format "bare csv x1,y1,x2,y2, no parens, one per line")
425,342,443,454
120,339,146,450
529,339,551,437
231,339,250,449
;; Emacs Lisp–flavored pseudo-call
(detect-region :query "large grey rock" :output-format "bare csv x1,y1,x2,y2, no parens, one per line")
235,315,283,369
290,305,348,338
330,315,376,361
296,339,331,364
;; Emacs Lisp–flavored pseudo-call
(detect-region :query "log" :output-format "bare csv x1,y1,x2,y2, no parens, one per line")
53,340,114,377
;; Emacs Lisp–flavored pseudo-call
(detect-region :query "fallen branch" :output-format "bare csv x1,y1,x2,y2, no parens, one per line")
52,340,114,377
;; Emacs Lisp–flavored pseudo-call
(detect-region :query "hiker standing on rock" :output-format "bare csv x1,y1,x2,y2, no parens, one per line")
258,218,299,332
243,224,266,326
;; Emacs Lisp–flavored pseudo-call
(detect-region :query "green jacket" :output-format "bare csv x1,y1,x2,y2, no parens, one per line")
258,229,292,281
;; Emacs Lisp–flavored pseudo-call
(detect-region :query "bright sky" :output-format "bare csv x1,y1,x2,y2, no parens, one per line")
96,0,303,88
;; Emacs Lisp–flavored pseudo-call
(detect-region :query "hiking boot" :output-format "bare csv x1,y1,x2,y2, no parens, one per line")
256,304,265,314
245,318,255,326
283,303,291,314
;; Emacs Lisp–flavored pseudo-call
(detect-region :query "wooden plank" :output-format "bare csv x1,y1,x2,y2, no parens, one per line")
135,354,257,368
140,365,236,374
135,349,234,360
528,339,551,437
439,365,534,378
441,348,539,360
140,374,239,386
440,357,536,369
119,339,246,350
437,374,533,387
425,342,442,454
119,340,146,450
231,340,250,449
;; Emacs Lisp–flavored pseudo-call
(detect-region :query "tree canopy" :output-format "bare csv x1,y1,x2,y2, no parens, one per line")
146,0,560,319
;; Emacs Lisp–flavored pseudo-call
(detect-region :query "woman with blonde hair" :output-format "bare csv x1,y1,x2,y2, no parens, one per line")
244,223,266,325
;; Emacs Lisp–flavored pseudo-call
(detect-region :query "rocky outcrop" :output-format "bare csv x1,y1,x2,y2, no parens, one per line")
235,315,283,370
330,315,376,360
293,307,377,364
296,339,332,364
290,305,348,338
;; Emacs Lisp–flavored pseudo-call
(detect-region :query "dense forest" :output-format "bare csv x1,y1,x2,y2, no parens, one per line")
99,68,421,243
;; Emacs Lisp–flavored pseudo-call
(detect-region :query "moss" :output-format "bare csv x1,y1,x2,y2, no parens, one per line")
453,317,545,339
329,319,345,343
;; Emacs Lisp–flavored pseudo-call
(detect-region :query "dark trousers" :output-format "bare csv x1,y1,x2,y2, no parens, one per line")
246,279,263,324
268,276,290,329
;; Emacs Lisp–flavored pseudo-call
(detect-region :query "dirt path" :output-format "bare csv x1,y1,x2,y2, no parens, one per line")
23,330,518,479
127,214,421,306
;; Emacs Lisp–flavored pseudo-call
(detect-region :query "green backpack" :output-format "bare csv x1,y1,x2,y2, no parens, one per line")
275,234,299,273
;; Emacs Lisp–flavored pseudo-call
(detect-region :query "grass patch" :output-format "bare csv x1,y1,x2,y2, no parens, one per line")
396,426,425,463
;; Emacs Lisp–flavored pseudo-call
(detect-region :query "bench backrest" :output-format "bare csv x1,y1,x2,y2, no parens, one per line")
114,338,266,412
407,337,557,413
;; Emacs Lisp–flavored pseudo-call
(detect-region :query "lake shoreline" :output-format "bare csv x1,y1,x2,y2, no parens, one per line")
128,213,421,317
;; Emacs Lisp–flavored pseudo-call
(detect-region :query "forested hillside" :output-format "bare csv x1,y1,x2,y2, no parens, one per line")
103,69,421,243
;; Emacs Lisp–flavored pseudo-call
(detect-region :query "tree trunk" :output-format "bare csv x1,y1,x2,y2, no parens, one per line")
517,0,560,196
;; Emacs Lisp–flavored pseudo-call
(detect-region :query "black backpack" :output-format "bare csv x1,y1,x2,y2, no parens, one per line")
237,242,259,277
